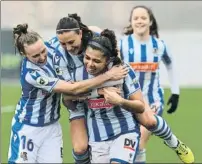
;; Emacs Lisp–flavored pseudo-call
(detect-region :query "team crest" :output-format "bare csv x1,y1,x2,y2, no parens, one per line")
54,55,60,64
129,48,134,54
20,152,28,161
36,77,49,85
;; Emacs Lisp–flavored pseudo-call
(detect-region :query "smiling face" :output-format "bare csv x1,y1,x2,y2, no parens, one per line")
57,30,83,55
131,7,152,37
24,39,47,65
83,46,108,76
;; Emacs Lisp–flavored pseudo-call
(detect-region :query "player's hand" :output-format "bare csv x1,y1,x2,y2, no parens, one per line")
103,88,123,105
167,94,179,114
105,65,129,81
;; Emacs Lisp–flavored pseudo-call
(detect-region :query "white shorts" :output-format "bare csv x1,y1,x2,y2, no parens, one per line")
89,132,140,163
8,118,63,163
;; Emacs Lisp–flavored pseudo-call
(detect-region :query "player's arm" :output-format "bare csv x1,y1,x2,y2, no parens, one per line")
53,64,128,95
161,41,180,113
102,66,145,114
161,41,179,95
103,88,145,114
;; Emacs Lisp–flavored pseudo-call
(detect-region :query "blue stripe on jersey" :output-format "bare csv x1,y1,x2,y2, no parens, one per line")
128,68,139,89
41,53,57,77
50,93,59,122
158,83,164,105
152,36,158,50
161,40,171,65
83,67,88,80
45,42,55,52
8,121,24,163
65,51,76,80
148,38,159,104
123,82,129,99
113,106,129,132
128,35,134,62
100,109,114,138
24,89,38,124
38,95,48,125
139,45,147,90
120,40,124,60
30,71,41,80
91,114,101,141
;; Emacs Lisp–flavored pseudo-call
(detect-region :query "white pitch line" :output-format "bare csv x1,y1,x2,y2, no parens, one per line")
1,106,15,113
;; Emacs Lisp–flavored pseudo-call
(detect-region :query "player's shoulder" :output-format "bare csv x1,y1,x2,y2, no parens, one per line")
119,34,130,41
152,36,167,50
121,62,137,79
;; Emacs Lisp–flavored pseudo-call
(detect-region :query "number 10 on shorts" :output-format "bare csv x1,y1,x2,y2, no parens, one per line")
21,135,34,151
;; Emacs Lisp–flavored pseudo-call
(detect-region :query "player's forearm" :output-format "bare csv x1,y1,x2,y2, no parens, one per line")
54,74,110,95
69,73,110,95
120,98,145,114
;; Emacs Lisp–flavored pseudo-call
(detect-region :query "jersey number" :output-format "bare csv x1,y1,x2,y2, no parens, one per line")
21,135,34,151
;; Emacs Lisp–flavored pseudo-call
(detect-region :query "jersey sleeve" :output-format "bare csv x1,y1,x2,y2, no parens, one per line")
123,64,141,99
48,36,60,49
25,69,59,93
53,51,72,82
161,41,173,66
161,40,180,94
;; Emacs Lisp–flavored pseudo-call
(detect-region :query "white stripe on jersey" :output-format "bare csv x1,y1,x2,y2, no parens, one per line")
120,34,169,106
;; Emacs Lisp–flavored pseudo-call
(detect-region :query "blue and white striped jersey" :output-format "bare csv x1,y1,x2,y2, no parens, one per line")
49,36,84,80
14,43,71,127
73,64,141,142
120,35,173,106
49,35,141,141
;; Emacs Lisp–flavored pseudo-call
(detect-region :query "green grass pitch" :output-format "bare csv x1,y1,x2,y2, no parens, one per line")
1,84,202,163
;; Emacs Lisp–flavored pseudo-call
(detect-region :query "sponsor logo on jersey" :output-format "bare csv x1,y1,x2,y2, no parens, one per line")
55,67,63,75
36,77,49,85
88,98,113,109
130,62,159,72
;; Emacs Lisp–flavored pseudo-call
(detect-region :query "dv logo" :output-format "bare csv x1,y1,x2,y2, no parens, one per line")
124,138,136,151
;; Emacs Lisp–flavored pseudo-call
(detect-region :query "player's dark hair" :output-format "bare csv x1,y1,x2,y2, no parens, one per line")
13,23,41,55
123,5,159,38
87,29,122,66
56,13,93,51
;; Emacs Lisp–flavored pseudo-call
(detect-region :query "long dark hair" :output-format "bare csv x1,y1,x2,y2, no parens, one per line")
56,13,93,51
123,5,159,38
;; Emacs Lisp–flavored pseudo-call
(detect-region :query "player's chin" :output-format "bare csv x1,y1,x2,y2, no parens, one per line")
87,69,97,75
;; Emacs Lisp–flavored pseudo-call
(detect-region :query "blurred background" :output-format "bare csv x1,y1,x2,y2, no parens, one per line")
1,1,202,163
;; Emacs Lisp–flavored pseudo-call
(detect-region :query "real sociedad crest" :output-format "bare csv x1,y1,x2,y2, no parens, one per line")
129,48,134,54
